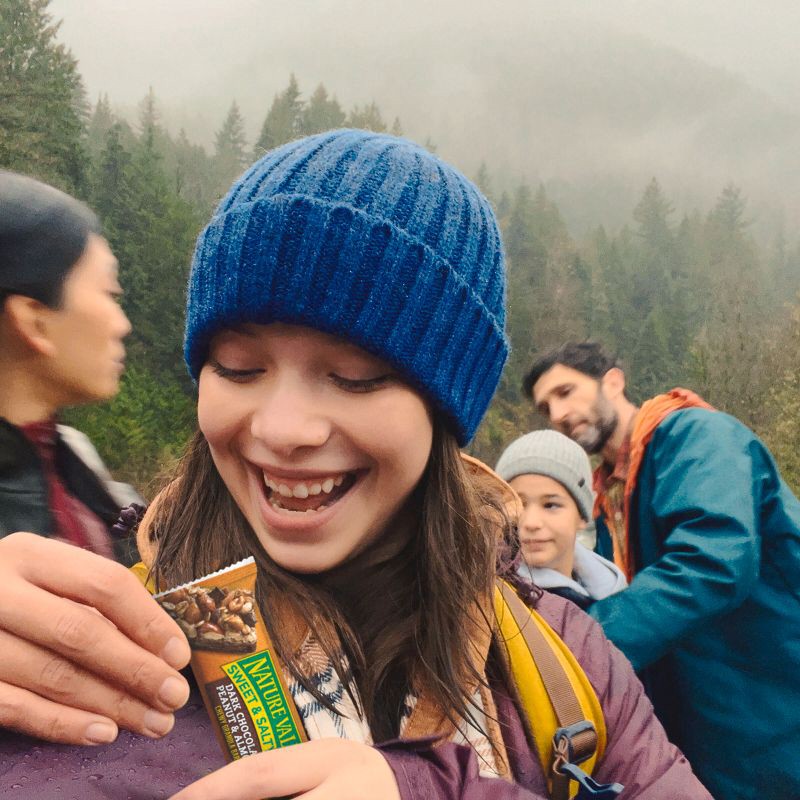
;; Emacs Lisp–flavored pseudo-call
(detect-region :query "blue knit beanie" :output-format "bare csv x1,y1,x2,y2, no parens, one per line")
184,129,508,444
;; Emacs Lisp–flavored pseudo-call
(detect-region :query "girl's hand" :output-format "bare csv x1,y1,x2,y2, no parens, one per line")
0,532,191,744
169,739,401,800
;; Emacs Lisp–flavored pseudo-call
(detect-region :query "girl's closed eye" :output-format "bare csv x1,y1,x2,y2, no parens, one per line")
330,373,394,393
210,359,265,382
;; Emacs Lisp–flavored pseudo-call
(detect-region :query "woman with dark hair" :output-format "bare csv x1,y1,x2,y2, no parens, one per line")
0,171,137,562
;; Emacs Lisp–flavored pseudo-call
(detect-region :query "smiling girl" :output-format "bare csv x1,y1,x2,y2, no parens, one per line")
146,129,707,800
0,131,710,799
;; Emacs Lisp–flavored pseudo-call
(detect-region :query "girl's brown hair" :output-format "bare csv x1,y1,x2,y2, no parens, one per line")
150,416,511,741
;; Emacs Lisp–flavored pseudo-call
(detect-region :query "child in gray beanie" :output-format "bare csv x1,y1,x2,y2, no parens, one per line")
495,430,626,608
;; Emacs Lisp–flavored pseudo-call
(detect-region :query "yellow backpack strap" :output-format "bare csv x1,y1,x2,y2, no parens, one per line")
494,581,622,800
130,561,156,594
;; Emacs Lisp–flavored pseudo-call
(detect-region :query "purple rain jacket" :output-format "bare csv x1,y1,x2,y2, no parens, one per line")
0,592,711,799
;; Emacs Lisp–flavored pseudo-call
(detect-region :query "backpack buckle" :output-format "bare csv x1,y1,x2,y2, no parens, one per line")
553,720,596,766
557,762,625,799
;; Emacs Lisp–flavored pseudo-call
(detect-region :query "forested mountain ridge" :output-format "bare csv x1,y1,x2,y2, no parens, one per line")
4,0,800,493
49,2,800,239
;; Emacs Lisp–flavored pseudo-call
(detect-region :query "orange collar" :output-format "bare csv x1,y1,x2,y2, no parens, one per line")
596,388,714,580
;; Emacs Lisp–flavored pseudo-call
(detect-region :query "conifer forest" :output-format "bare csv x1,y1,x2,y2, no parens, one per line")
3,0,800,493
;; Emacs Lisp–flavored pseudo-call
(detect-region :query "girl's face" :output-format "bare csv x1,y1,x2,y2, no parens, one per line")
198,323,434,574
506,474,584,577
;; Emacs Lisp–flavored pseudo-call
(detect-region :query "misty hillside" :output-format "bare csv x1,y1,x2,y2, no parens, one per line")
85,13,798,238
402,27,799,235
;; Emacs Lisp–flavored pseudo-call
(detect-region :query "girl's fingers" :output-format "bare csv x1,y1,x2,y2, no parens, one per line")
0,628,176,740
168,745,324,800
0,679,119,746
168,740,400,800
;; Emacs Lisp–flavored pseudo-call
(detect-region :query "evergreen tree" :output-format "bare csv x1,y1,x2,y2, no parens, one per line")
254,73,302,154
213,100,248,190
136,86,173,158
630,177,674,314
346,101,387,132
86,93,115,159
496,190,511,219
705,183,757,279
709,183,747,234
499,184,549,400
301,84,345,135
474,162,494,205
758,301,800,493
91,121,199,387
531,185,569,251
0,0,88,192
173,128,216,213
626,310,673,401
89,123,135,255
633,178,673,248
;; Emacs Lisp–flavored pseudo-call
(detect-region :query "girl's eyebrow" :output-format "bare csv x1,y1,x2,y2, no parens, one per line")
226,324,258,337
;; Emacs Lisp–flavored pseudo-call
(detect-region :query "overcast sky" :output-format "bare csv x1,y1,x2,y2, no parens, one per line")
51,0,800,132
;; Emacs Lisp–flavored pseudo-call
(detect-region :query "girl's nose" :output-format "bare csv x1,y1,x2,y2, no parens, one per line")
249,381,332,457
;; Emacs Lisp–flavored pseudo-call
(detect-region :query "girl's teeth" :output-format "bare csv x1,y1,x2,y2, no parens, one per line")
269,499,329,514
262,473,348,498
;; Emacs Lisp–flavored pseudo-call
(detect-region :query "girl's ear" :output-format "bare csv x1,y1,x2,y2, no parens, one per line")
3,294,58,357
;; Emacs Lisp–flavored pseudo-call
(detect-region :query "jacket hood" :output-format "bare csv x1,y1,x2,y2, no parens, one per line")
517,543,627,602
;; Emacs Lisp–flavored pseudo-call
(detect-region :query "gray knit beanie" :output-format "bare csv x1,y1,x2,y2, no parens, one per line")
494,430,594,521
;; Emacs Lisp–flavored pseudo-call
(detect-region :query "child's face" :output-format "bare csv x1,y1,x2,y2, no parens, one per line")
506,474,584,577
198,322,433,574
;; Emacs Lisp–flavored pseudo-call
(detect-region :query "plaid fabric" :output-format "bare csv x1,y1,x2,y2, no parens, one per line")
287,631,500,778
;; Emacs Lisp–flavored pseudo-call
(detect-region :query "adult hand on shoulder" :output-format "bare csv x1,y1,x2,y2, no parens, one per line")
0,532,191,745
168,739,401,800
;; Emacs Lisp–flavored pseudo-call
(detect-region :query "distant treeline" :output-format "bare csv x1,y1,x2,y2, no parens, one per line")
4,0,800,493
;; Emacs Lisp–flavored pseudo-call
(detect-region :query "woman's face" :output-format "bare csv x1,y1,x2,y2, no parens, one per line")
198,323,434,574
506,473,583,577
42,234,131,405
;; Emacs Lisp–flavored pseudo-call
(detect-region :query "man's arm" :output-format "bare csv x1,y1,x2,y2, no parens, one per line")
589,409,765,671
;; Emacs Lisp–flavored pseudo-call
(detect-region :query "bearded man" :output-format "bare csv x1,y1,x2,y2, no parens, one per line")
525,341,800,800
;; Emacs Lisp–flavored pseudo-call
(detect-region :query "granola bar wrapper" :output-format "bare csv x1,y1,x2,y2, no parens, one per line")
155,557,307,760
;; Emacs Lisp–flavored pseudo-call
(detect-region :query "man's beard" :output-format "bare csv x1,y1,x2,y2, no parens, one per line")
572,394,618,455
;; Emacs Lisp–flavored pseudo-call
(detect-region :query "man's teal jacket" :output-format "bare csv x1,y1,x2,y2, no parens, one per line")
591,408,800,800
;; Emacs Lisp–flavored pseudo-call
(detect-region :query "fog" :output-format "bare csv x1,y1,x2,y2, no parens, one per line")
50,0,800,234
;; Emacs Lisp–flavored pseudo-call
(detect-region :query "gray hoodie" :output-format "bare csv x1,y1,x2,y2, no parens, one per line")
517,542,627,606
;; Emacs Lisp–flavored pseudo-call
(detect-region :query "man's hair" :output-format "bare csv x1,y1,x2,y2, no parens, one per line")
0,171,101,309
522,341,621,398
